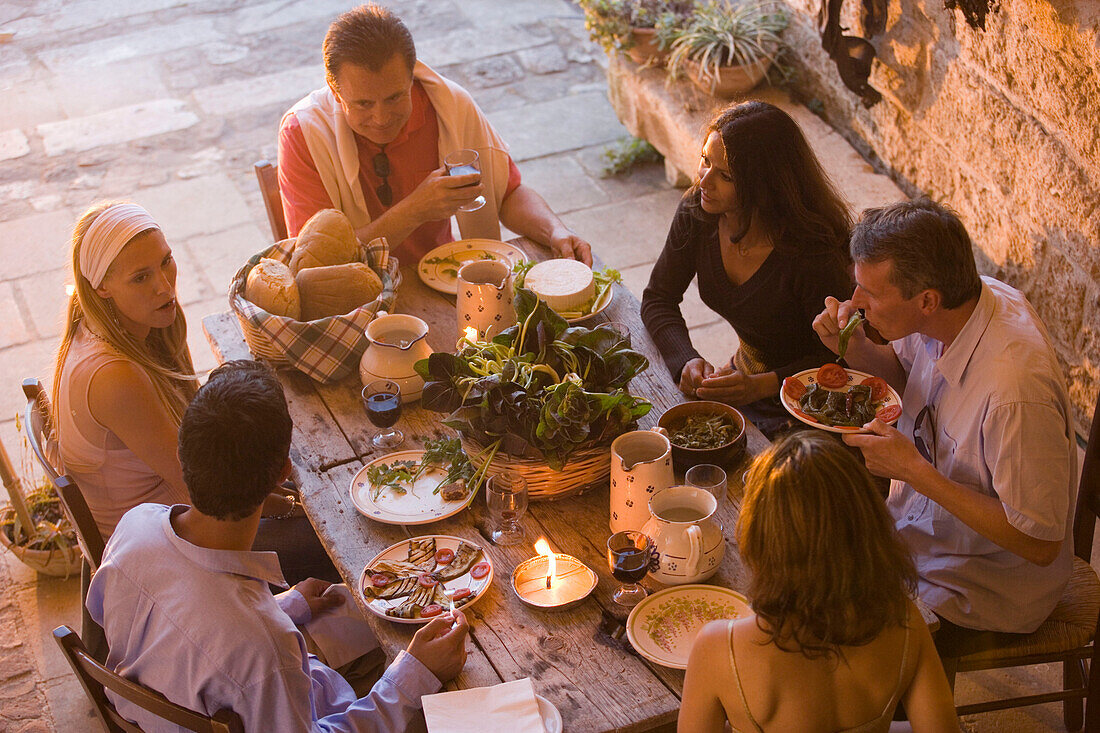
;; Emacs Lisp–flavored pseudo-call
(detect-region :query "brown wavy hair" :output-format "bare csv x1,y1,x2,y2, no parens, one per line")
686,101,852,263
737,431,916,658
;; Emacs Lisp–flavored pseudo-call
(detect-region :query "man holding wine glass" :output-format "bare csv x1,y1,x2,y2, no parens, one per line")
278,3,593,266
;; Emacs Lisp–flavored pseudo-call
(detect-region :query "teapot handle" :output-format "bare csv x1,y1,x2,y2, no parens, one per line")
686,524,703,573
651,426,669,438
376,309,389,318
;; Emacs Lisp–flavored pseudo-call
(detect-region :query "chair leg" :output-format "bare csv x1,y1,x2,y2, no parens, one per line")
1064,658,1085,731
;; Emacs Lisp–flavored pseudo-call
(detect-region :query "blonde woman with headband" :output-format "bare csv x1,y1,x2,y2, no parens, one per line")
678,432,958,733
53,201,338,583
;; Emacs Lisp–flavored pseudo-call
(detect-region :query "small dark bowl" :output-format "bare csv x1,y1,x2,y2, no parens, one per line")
658,401,747,473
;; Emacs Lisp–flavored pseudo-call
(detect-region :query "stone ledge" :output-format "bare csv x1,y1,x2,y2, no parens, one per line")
604,55,905,215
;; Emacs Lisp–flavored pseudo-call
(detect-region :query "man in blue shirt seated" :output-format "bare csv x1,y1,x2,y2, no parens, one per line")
87,359,469,731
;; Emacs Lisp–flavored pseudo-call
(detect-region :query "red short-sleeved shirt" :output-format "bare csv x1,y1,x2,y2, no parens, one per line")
279,81,521,261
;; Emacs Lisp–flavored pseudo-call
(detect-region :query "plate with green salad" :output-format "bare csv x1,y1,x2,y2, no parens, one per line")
349,438,481,524
418,239,526,295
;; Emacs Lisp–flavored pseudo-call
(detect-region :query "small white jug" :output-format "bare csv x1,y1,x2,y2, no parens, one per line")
359,312,433,403
456,259,515,341
643,486,725,585
610,428,674,533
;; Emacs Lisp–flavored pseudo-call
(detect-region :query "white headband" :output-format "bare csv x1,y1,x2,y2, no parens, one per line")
79,203,161,288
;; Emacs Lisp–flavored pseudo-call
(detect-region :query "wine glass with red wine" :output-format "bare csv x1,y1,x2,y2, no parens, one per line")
362,380,404,449
607,530,655,607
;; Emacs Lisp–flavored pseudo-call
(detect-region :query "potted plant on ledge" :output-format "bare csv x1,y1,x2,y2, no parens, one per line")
667,0,787,97
578,0,697,66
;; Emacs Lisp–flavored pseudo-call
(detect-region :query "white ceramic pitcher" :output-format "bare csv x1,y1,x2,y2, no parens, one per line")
610,428,675,533
359,312,433,403
456,259,516,340
642,486,725,585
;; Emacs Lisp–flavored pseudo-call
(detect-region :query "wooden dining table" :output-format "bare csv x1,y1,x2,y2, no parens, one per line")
202,238,772,732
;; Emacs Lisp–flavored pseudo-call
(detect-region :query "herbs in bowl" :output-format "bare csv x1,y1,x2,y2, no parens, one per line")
658,401,746,472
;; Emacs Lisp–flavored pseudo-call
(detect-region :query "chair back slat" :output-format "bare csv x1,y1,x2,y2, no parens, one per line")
53,626,244,733
254,159,288,242
55,475,105,571
1073,390,1100,561
21,378,59,483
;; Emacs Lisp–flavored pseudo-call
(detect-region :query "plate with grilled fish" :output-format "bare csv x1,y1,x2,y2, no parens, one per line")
358,535,493,623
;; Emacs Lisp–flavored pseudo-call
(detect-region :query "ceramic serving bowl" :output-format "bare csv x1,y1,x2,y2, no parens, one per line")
657,401,746,473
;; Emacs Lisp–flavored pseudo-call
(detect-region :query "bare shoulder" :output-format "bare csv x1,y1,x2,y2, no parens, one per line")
87,360,161,419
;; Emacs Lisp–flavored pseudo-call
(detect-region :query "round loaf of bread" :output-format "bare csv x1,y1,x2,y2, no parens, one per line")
245,258,301,319
296,262,383,321
290,208,359,274
524,259,595,313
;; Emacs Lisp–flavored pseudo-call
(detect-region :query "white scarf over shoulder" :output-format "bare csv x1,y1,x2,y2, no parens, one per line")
289,61,510,241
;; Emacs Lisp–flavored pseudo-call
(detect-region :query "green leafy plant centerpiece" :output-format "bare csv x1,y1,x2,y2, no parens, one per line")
416,288,651,474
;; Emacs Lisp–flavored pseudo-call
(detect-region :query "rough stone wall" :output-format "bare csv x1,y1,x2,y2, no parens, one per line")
778,0,1100,431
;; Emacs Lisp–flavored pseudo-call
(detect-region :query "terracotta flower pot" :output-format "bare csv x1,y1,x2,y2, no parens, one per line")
626,28,667,66
0,515,82,578
687,56,773,98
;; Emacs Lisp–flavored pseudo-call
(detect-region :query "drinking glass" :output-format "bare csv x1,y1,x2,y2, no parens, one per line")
362,380,404,449
607,530,654,607
686,463,727,506
444,149,486,212
486,473,528,545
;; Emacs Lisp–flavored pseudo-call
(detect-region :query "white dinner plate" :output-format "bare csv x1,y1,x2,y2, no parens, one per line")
560,283,614,324
349,450,476,525
779,366,903,434
358,535,493,624
418,239,527,295
626,584,751,670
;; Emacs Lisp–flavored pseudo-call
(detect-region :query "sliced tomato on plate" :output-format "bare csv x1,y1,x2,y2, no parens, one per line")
417,573,438,588
450,588,472,601
420,604,444,618
792,407,819,424
470,562,491,580
782,376,807,401
860,376,889,401
815,363,848,389
370,573,393,588
876,404,902,423
435,548,455,565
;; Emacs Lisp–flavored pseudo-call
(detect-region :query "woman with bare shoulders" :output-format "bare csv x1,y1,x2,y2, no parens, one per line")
53,201,336,583
678,431,958,732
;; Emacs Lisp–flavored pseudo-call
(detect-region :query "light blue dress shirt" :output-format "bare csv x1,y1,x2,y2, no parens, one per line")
86,503,441,732
888,278,1076,633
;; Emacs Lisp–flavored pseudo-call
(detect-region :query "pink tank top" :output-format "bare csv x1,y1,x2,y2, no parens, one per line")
56,327,187,538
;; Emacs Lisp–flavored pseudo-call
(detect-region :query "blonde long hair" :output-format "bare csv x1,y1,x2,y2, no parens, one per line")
51,201,197,428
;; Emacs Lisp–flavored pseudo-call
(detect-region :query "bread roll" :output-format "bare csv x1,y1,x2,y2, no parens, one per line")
296,262,383,321
245,258,301,319
290,209,359,274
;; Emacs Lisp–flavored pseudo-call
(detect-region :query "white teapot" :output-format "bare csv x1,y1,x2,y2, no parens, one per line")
642,486,725,585
359,312,433,403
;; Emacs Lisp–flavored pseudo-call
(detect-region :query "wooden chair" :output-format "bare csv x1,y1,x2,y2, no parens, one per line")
54,625,244,733
942,392,1100,731
254,159,288,242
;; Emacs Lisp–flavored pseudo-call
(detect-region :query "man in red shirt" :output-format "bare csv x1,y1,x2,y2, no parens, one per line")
279,4,593,265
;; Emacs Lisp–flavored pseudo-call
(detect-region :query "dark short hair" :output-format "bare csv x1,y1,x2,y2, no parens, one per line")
738,431,917,659
324,3,416,86
850,198,981,309
178,360,292,521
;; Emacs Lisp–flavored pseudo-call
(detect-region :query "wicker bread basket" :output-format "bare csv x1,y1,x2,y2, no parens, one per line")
461,435,611,501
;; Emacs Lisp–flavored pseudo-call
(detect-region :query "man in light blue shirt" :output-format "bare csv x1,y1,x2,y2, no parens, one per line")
87,359,469,731
814,199,1075,656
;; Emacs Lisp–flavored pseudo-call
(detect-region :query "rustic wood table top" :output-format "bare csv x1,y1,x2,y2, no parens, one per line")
202,240,771,733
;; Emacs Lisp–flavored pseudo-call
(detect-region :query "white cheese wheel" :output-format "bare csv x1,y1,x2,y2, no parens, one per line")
524,259,595,312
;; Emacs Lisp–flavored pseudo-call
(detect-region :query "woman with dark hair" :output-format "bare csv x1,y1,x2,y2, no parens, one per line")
678,432,958,732
640,101,852,435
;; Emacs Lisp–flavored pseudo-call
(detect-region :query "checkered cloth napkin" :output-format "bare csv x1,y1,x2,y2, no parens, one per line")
228,236,401,383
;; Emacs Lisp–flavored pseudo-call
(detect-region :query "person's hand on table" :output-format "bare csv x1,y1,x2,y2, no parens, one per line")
546,228,593,266
812,296,866,356
403,167,484,221
679,358,714,398
292,578,345,620
695,365,776,405
408,609,469,683
843,418,925,482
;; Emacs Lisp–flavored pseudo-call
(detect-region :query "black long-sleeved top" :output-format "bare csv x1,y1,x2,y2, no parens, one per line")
641,199,853,383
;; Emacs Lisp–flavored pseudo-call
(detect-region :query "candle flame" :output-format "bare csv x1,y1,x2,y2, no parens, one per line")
534,537,555,588
464,326,478,342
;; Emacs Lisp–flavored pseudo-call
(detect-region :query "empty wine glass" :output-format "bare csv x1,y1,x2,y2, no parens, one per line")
362,380,403,449
486,472,528,545
686,464,727,506
607,530,655,607
444,149,486,212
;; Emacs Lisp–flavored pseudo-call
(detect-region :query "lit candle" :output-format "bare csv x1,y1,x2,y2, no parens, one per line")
512,537,597,610
535,538,556,588
458,326,480,349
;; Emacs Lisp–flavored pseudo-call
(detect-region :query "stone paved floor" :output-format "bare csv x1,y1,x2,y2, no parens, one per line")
0,1,1071,730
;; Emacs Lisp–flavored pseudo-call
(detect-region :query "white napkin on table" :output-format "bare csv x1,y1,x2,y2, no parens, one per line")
422,677,546,733
301,584,380,670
